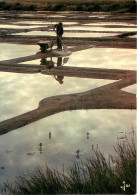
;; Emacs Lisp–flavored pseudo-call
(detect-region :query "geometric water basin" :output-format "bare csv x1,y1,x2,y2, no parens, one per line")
0,24,43,29
129,34,137,38
64,26,137,32
0,71,116,121
14,31,119,38
84,22,137,27
0,43,39,61
14,21,78,25
121,84,136,94
65,48,136,70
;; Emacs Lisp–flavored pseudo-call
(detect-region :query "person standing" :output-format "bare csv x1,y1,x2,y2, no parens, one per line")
53,22,64,50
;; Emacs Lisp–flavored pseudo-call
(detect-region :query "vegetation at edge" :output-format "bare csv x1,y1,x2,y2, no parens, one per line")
1,131,136,194
0,0,136,12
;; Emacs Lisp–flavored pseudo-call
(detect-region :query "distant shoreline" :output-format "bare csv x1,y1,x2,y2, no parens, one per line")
0,0,136,12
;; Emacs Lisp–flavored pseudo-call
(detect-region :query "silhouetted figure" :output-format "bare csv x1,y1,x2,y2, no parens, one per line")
53,22,64,50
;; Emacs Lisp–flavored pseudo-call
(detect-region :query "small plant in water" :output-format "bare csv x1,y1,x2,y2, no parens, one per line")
3,131,136,194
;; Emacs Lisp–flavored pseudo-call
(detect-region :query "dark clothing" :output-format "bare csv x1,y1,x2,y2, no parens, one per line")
54,23,63,50
57,35,62,50
54,24,63,36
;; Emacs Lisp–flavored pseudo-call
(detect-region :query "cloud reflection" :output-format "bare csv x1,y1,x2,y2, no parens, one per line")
0,72,115,120
0,109,135,183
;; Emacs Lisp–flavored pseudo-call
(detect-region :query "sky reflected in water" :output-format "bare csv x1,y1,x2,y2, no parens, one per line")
0,72,115,121
18,48,136,71
0,24,43,29
0,43,39,61
84,22,137,26
64,26,137,32
122,84,136,95
65,48,136,70
0,109,135,183
14,31,119,37
14,21,78,25
0,37,136,186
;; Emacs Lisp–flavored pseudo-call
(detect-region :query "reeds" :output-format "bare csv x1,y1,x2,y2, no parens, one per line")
3,131,136,194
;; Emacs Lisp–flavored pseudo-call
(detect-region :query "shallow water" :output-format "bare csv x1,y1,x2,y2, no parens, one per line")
0,43,39,61
0,71,115,120
65,48,136,70
19,48,136,70
121,84,136,94
0,24,46,29
0,24,44,29
88,15,108,18
14,31,119,37
64,26,137,32
129,34,137,38
84,22,137,27
19,14,66,18
0,109,135,183
14,21,78,25
0,10,136,187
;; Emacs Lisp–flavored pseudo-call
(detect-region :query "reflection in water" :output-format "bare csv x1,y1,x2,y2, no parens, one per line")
40,57,54,69
66,48,136,70
49,132,51,140
0,110,135,183
54,57,64,84
38,143,43,154
87,132,89,139
40,56,65,84
76,149,80,159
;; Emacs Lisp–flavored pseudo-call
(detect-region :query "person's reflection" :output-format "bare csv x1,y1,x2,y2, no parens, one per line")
54,57,64,84
40,57,54,69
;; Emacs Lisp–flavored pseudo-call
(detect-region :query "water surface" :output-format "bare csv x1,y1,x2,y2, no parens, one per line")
65,48,136,70
0,72,115,120
84,22,137,27
129,34,137,38
64,26,137,32
0,109,135,183
121,84,136,95
0,43,39,61
0,24,43,29
14,21,78,25
14,31,119,37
